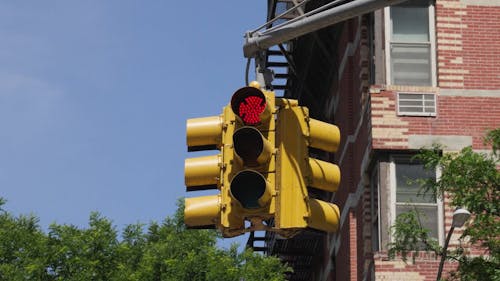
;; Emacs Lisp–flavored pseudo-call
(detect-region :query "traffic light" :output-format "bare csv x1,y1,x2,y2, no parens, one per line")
184,82,276,237
275,99,341,234
184,82,341,238
218,83,276,237
184,114,224,229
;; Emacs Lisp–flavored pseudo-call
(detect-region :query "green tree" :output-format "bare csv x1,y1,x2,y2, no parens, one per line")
0,199,290,281
388,129,500,280
0,204,49,281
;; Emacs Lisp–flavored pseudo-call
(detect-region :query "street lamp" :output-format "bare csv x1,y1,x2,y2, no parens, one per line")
436,207,471,281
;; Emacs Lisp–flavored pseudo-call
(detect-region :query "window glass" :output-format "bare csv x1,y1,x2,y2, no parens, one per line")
396,161,435,203
391,44,431,86
396,204,438,239
389,0,433,86
394,157,438,241
391,3,429,42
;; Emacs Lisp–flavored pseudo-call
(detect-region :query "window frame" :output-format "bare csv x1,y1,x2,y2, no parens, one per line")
388,155,444,246
384,1,437,87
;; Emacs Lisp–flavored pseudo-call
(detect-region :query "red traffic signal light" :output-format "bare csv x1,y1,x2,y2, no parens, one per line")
231,86,271,126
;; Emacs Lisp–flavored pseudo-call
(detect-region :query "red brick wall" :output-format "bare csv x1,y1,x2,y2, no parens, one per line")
437,1,500,90
371,89,500,150
368,1,499,280
331,15,374,281
374,255,457,281
322,1,499,280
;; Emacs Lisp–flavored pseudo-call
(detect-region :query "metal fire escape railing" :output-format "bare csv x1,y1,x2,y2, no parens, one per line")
264,0,304,96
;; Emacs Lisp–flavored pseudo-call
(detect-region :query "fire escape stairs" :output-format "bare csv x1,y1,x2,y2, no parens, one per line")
262,0,305,96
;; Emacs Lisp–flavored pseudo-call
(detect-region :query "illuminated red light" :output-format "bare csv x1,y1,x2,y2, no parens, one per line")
238,95,265,125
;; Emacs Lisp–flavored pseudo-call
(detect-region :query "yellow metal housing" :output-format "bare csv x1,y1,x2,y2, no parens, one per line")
275,105,310,230
275,100,341,234
183,85,278,238
219,89,276,237
184,195,220,228
184,154,221,191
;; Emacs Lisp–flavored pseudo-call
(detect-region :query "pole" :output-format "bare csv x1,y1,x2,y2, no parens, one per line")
243,0,409,58
436,226,455,281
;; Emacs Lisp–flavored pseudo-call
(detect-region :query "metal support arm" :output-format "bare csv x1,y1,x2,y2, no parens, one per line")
243,0,408,58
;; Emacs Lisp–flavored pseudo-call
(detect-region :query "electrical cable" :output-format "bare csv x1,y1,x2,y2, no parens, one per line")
245,58,251,86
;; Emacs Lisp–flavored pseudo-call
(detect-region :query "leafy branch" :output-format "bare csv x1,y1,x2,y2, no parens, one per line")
388,128,500,280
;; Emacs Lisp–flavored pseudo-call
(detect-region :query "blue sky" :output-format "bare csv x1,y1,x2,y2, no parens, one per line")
0,1,265,246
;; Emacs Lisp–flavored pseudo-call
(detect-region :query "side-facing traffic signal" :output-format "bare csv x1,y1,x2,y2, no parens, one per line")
275,99,341,234
184,114,224,229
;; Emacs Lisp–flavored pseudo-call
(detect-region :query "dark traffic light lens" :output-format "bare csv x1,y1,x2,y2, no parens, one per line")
230,170,267,209
233,127,264,166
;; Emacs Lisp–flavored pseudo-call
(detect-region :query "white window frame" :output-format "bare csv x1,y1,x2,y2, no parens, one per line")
397,92,437,116
389,155,444,246
384,2,437,87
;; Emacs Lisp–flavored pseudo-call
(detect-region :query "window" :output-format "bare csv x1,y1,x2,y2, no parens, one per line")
391,156,443,244
397,92,436,116
385,0,436,86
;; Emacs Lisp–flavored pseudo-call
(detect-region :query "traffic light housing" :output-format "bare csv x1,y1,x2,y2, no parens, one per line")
184,115,224,229
219,84,276,237
275,99,341,235
184,82,341,238
184,83,276,237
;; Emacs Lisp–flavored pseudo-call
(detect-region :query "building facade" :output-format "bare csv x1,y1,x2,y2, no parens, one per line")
248,0,500,280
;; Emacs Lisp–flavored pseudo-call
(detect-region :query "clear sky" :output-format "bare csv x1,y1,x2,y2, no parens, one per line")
0,1,265,247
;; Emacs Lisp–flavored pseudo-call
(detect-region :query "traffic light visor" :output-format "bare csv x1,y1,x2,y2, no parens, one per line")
184,195,220,228
185,155,221,191
186,116,223,151
231,87,270,125
308,198,340,232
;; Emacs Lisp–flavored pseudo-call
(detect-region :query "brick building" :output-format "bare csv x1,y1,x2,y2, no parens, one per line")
247,0,500,280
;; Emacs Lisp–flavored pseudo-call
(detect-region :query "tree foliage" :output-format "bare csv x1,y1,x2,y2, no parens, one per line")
388,129,500,280
0,199,290,281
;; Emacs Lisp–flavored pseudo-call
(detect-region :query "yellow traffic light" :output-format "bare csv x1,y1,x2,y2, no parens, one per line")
218,83,276,237
275,99,341,235
183,82,339,237
184,115,224,229
184,83,277,238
